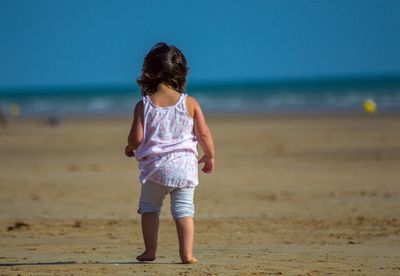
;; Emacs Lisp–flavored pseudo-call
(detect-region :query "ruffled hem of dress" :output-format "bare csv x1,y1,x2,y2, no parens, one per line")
140,177,198,189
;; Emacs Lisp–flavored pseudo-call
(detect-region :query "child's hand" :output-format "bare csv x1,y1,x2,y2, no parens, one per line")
198,155,214,174
125,145,135,158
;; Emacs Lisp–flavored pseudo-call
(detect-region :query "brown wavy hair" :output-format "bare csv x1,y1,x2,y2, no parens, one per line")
137,42,189,96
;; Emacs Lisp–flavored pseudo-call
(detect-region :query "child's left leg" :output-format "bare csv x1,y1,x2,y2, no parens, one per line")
137,212,159,261
137,181,169,262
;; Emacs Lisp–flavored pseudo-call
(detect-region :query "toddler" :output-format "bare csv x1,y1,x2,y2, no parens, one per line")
125,42,215,264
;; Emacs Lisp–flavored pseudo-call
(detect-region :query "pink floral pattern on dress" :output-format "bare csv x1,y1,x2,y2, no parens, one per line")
135,94,198,188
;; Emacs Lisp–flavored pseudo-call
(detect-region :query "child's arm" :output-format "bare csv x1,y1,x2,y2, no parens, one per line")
187,96,215,173
125,101,144,157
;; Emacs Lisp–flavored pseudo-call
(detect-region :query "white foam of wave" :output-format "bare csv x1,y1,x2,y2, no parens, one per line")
2,89,400,117
88,98,110,111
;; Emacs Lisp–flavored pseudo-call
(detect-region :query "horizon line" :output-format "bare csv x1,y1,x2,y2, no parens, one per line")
1,73,400,93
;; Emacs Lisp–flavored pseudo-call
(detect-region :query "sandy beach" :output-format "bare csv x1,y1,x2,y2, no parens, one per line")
1,114,400,275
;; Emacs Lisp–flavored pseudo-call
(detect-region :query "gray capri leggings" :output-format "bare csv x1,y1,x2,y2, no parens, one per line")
137,180,195,220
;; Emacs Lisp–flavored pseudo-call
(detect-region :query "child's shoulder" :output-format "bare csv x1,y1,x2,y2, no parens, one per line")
185,95,200,107
185,95,201,118
134,100,144,115
135,99,144,108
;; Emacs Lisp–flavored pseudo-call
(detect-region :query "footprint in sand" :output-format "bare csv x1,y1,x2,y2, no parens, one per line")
67,164,82,172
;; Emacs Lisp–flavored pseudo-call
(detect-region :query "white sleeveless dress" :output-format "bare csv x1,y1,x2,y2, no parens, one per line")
134,93,198,188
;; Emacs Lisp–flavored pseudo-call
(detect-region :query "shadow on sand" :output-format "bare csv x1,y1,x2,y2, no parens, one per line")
0,261,176,267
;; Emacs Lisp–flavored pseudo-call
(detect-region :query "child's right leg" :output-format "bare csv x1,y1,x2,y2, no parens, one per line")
175,216,197,264
171,187,197,264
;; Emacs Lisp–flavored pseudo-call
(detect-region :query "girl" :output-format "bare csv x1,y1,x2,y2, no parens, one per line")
125,42,215,264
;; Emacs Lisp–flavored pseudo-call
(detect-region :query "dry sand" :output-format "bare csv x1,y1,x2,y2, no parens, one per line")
0,114,400,275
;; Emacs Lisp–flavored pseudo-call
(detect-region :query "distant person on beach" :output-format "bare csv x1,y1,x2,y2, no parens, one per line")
125,42,215,264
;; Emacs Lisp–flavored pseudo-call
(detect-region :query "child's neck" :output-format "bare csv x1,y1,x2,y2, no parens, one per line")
155,83,180,95
150,83,182,107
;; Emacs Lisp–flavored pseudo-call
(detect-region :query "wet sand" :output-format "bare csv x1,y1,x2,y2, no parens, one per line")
1,114,400,274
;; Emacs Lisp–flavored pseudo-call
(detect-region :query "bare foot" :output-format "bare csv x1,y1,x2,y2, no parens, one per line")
136,251,156,262
182,257,198,264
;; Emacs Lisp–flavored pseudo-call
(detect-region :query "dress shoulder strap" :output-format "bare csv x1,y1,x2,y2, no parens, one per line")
141,96,151,115
176,93,189,113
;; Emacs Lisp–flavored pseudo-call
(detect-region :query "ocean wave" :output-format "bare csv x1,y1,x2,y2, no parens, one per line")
0,88,399,117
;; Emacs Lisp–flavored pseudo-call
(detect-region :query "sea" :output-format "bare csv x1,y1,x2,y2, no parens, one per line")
0,76,399,118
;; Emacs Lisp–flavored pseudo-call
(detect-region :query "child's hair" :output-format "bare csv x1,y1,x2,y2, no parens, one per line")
137,42,189,96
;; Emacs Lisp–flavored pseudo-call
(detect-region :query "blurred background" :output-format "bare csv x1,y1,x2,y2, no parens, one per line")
1,0,399,118
1,2,400,272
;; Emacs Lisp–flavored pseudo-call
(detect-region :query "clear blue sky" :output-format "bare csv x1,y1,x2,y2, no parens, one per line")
0,0,399,89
